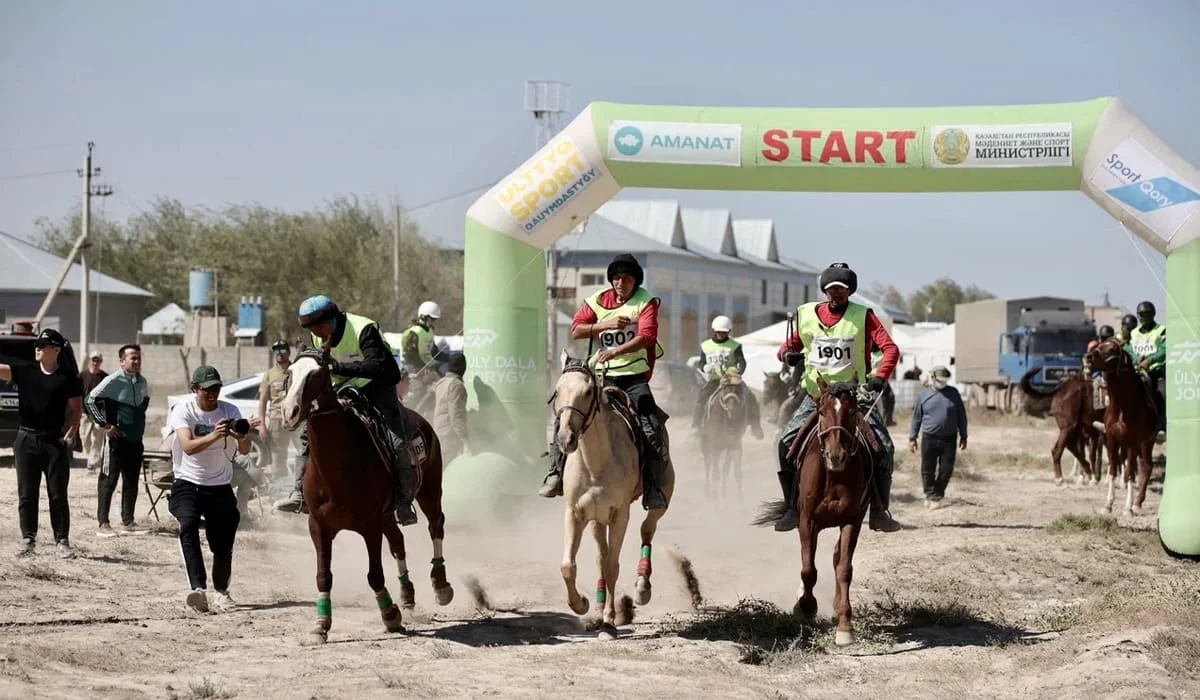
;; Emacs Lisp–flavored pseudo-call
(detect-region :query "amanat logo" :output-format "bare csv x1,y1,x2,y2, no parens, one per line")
759,129,919,166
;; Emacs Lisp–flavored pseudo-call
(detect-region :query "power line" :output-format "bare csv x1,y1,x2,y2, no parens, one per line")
0,168,77,181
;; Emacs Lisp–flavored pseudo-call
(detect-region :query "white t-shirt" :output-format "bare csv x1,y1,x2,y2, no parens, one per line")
167,399,244,486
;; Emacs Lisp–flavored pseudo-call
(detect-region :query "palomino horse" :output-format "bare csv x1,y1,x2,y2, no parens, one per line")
700,371,747,500
280,349,454,644
551,353,675,640
1085,339,1159,515
1019,367,1104,485
754,374,874,646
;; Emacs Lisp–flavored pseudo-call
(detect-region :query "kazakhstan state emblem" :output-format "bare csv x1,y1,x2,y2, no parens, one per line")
933,128,971,165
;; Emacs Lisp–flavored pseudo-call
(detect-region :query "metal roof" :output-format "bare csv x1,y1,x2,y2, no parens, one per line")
557,215,701,259
731,219,779,262
593,200,685,249
0,230,152,297
680,208,738,257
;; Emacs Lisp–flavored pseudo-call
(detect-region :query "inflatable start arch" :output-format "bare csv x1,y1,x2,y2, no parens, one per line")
462,97,1200,558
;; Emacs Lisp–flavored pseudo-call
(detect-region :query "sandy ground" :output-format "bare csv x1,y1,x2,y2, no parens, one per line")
0,410,1196,700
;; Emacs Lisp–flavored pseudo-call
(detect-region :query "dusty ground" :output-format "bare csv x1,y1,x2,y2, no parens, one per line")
0,410,1196,700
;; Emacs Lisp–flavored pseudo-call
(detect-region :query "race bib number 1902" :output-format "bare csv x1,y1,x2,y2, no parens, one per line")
599,328,637,348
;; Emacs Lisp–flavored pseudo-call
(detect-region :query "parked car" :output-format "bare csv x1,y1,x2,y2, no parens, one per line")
0,328,38,447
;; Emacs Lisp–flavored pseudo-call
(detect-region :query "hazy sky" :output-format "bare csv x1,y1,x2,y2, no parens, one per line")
2,0,1196,313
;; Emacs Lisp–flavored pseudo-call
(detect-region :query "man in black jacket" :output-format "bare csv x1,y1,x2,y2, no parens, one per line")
272,295,417,526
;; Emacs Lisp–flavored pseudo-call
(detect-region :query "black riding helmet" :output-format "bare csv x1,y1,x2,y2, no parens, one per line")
1136,300,1156,321
606,254,644,287
1098,325,1115,340
818,262,858,295
1121,314,1137,331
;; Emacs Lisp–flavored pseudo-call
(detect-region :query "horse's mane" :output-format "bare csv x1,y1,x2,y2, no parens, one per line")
822,381,859,400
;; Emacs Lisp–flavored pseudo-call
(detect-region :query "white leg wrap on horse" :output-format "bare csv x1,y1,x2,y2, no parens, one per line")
432,539,444,561
396,559,409,579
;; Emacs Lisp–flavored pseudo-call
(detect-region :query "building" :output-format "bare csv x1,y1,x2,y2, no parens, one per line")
549,200,822,362
0,230,152,343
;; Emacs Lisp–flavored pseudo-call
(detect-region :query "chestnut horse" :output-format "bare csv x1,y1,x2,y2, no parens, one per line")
753,374,874,646
1085,339,1159,515
1019,368,1103,485
280,350,454,644
700,372,747,500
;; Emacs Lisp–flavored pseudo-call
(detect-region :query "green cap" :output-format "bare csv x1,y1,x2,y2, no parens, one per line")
191,365,223,389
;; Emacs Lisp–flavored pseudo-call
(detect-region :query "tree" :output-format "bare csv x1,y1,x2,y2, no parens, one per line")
905,278,995,322
34,196,464,342
869,283,908,314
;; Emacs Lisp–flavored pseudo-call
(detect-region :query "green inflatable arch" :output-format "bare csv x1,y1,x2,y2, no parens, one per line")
461,97,1200,558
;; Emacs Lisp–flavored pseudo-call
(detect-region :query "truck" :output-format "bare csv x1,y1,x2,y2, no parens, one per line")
954,297,1096,415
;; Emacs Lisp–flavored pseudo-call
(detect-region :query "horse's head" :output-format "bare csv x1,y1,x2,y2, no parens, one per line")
550,354,600,455
281,347,335,431
1087,338,1134,377
815,373,860,472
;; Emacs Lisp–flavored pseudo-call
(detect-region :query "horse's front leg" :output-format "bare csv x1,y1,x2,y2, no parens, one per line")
793,514,819,620
306,517,335,645
590,516,619,640
561,508,589,615
1103,435,1120,514
416,481,454,606
1132,441,1154,515
832,521,863,646
382,520,414,609
635,502,668,606
364,527,404,633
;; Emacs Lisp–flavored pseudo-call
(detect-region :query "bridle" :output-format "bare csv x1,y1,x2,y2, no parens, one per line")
289,348,342,422
815,388,861,461
549,362,602,439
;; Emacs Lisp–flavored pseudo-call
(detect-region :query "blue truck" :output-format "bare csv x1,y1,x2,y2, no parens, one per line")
954,297,1097,414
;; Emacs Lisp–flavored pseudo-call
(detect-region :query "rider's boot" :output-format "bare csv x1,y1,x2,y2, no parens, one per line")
868,451,901,532
774,470,799,531
273,430,309,513
383,408,418,527
640,415,669,511
537,441,565,498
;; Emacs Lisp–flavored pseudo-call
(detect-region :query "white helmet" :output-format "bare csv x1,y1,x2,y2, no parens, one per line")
417,301,441,320
711,315,733,333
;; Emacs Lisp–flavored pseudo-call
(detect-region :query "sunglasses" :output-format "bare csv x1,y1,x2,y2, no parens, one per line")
197,385,222,393
34,342,60,349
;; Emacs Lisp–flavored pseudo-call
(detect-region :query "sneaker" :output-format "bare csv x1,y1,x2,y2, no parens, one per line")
210,590,235,613
869,509,903,532
186,589,209,613
96,524,117,538
15,538,35,557
121,522,150,536
56,540,74,559
273,490,305,513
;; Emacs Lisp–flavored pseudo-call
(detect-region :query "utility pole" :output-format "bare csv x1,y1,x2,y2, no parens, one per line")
393,200,402,330
524,80,569,381
78,142,113,360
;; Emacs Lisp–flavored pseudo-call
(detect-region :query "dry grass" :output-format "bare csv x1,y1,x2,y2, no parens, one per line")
167,677,234,700
1046,514,1118,533
1147,628,1200,679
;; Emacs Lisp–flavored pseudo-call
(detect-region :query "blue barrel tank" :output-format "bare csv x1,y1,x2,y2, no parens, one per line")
189,268,215,310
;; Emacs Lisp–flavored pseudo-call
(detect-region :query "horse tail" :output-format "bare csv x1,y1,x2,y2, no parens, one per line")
751,499,788,528
1019,366,1060,398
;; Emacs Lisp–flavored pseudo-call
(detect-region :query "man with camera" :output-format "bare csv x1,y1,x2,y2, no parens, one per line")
167,365,259,613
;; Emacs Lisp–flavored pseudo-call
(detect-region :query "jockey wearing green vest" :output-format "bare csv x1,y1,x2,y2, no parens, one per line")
400,301,441,373
772,262,902,534
691,315,765,439
537,254,670,510
272,295,418,526
1131,300,1167,431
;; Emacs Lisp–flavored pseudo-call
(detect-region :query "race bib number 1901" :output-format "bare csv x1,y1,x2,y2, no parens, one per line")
808,336,855,372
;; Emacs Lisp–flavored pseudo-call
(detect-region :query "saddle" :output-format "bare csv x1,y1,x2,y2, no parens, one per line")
338,388,428,476
600,385,669,471
1091,376,1109,411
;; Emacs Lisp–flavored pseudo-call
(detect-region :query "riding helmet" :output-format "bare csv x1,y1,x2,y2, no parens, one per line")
298,295,340,328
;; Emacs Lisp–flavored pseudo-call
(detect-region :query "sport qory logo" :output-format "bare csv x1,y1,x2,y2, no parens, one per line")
1103,153,1200,213
613,126,644,156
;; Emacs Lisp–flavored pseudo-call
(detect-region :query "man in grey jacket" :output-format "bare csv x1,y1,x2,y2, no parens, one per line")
432,353,470,462
908,366,967,508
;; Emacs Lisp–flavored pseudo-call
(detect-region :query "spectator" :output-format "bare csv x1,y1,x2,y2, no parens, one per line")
85,343,150,537
908,366,968,508
79,350,108,472
432,353,470,461
0,329,83,558
167,366,259,613
256,340,293,479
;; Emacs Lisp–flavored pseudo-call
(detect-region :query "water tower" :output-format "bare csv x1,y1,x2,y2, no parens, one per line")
185,267,228,346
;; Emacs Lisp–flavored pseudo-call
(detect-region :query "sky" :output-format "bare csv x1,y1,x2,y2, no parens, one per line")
2,0,1197,314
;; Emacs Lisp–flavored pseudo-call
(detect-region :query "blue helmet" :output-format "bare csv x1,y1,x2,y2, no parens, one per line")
298,295,339,328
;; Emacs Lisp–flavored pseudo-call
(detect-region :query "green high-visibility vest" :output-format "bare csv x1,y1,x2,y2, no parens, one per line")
1129,324,1166,371
583,287,665,376
311,312,393,389
700,337,741,381
797,301,869,396
399,323,435,367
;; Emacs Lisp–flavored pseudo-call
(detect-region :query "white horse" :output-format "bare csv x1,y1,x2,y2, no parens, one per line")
551,352,675,639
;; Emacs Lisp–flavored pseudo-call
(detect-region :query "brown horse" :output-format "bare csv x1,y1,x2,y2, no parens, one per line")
754,374,873,646
700,372,747,500
280,350,454,644
1085,339,1159,515
1019,367,1104,485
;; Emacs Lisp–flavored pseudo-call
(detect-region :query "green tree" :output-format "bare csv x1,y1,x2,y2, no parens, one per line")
906,278,995,322
869,283,908,314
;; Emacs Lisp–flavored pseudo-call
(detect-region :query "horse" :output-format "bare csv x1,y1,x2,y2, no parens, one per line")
762,370,789,421
753,374,874,646
699,371,747,500
280,349,454,644
551,352,675,640
1085,339,1159,515
1019,367,1104,485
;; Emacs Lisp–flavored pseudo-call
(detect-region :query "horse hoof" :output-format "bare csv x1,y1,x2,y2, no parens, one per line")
1054,478,1064,486
597,624,619,641
434,585,454,607
792,600,817,621
570,597,590,616
400,581,416,610
834,630,855,646
302,632,328,646
382,606,405,633
634,577,651,606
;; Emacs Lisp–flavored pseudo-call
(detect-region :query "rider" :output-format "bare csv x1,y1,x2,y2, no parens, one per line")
1084,325,1115,378
400,301,441,374
536,253,670,510
772,262,902,533
272,295,418,526
691,315,765,439
1129,301,1167,430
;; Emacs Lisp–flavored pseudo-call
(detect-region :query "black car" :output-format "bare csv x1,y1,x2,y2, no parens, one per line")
0,329,37,447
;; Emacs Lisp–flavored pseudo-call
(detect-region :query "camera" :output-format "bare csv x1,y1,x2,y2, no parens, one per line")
220,418,251,437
